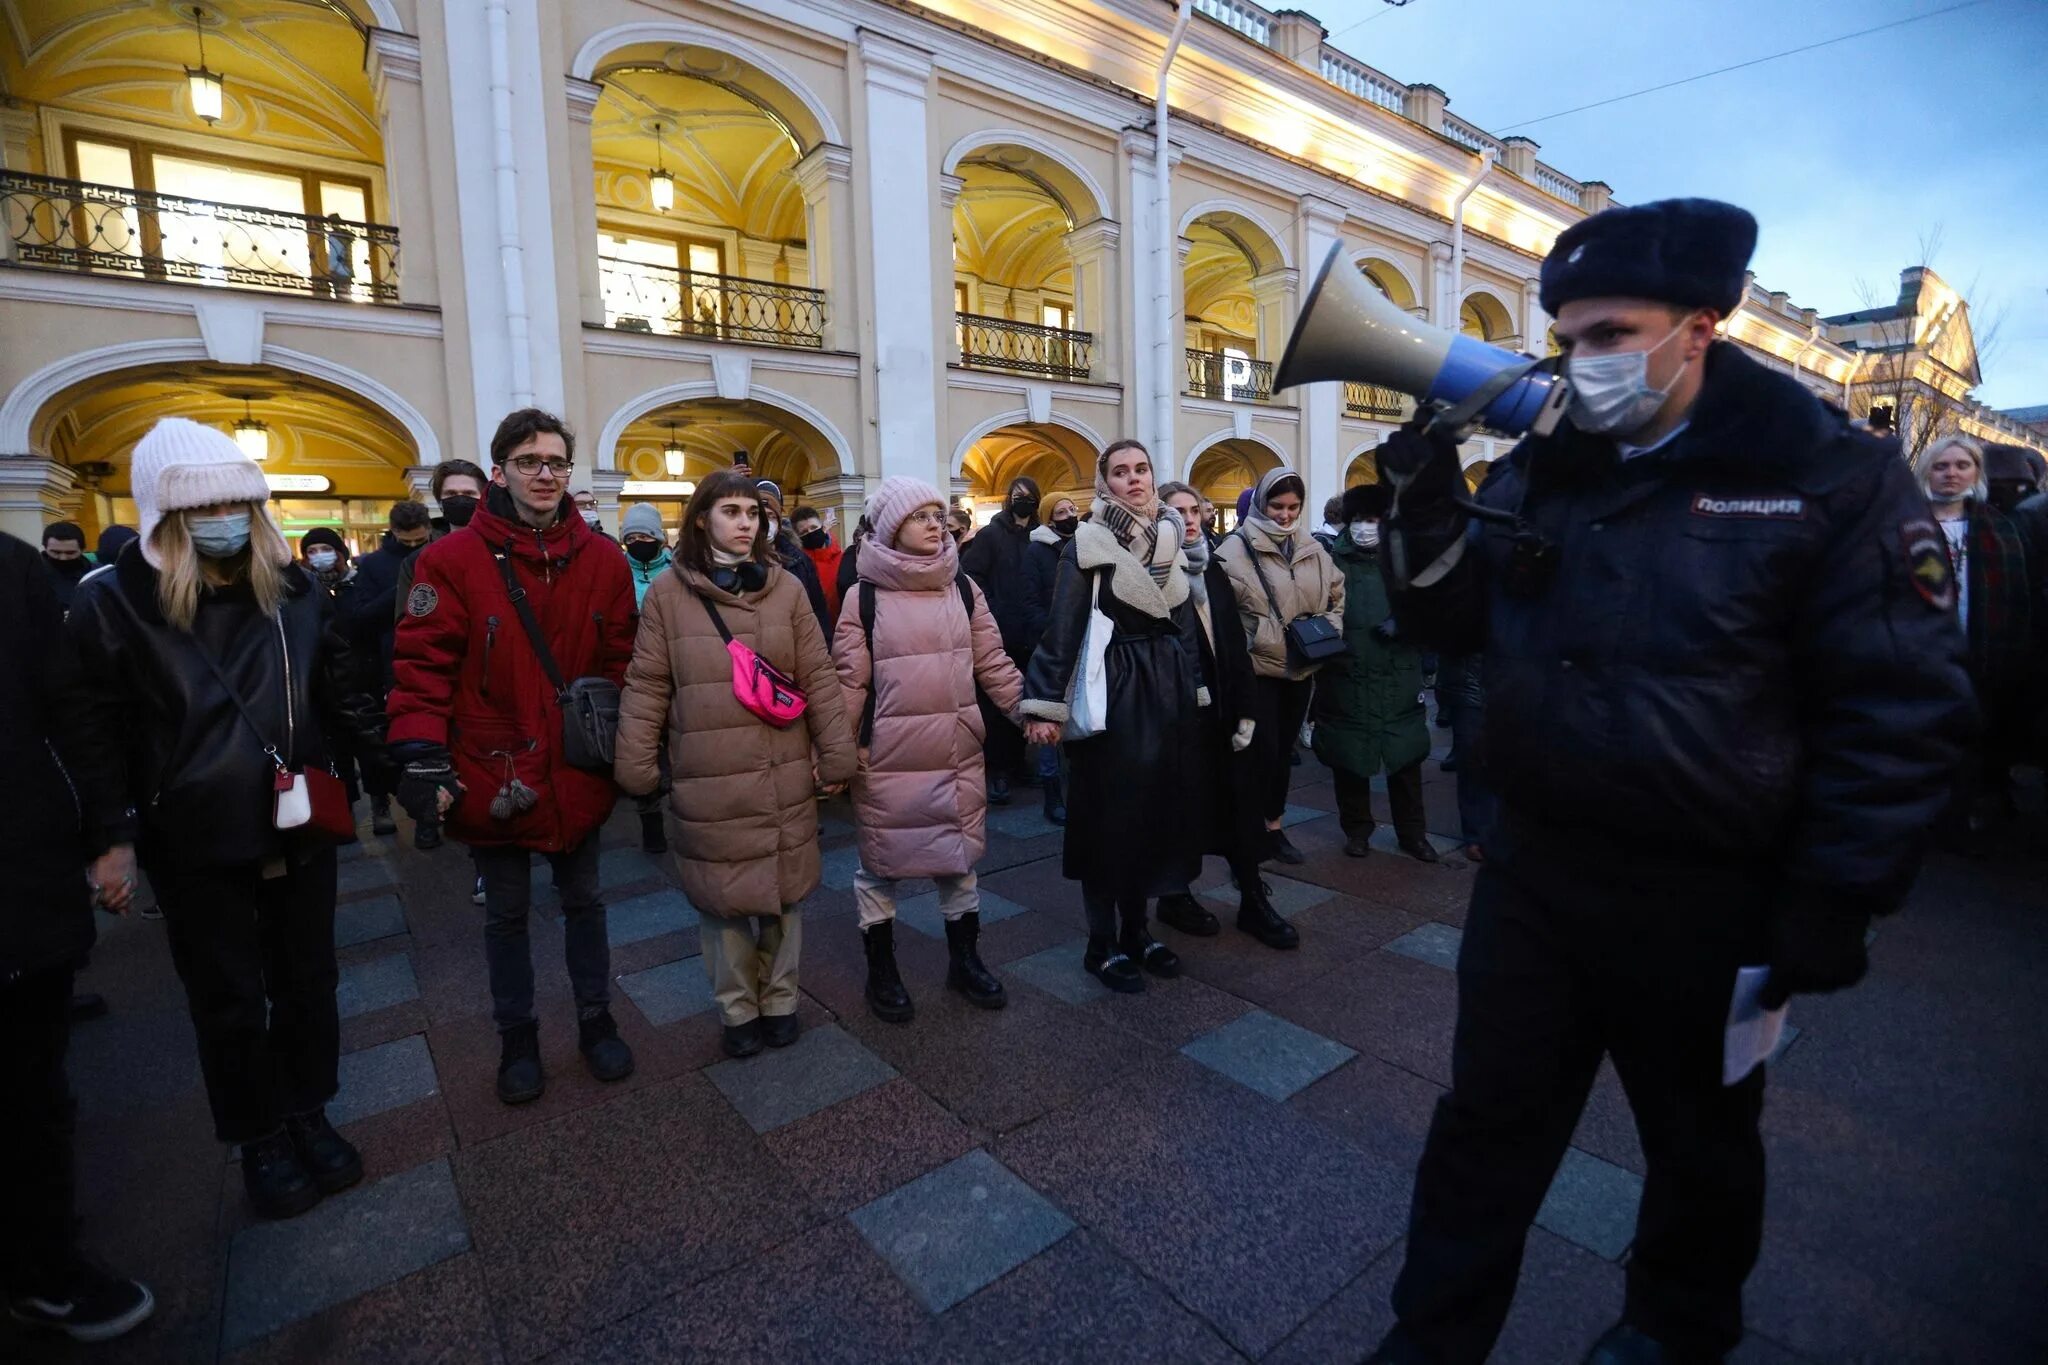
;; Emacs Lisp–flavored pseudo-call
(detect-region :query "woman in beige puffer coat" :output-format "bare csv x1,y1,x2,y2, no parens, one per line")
615,469,855,1060
832,476,1025,1023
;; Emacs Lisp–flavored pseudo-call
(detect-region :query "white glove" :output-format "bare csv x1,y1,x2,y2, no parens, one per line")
1231,718,1256,752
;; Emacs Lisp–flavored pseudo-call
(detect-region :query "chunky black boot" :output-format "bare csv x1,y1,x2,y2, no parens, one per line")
240,1129,321,1220
1154,892,1219,937
577,1008,635,1082
862,921,915,1023
760,1012,800,1047
369,795,397,837
639,809,667,854
1119,901,1181,978
496,1019,545,1104
1237,884,1300,950
1266,828,1306,865
722,1019,764,1058
284,1107,362,1194
1082,936,1144,993
987,771,1012,806
1041,771,1066,825
944,913,1007,1009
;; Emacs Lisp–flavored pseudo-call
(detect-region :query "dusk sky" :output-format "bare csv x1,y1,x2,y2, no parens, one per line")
1331,0,2047,409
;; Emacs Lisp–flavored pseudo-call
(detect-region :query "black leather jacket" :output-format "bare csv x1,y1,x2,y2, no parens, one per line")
63,547,371,870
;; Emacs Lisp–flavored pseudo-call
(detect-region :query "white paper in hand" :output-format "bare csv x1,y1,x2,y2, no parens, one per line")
1723,965,1789,1086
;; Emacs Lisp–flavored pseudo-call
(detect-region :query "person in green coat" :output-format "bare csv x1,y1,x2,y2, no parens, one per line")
1312,484,1439,862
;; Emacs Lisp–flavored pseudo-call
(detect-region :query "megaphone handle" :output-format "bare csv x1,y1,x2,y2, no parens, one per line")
1425,355,1548,440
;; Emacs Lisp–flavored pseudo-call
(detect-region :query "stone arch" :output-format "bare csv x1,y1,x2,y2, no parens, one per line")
570,21,841,148
1355,254,1421,312
1458,288,1519,346
1344,438,1383,488
595,380,852,476
949,408,1106,480
1181,425,1287,482
942,130,1111,226
1176,200,1293,273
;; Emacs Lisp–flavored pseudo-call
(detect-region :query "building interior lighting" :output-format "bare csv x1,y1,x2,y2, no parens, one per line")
663,422,686,477
186,6,223,125
232,396,269,461
649,121,674,214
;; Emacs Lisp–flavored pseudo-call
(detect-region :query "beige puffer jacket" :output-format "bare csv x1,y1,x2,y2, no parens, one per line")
615,561,856,919
1217,519,1345,680
831,537,1024,880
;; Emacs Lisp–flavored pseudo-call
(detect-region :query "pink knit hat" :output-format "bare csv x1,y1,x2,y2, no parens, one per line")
867,475,946,548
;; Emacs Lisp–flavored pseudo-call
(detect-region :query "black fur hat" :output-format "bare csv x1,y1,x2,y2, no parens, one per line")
1341,483,1393,522
1540,198,1757,318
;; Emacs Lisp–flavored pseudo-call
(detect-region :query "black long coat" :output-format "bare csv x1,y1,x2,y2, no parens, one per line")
961,509,1038,657
1185,558,1263,863
1022,522,1205,896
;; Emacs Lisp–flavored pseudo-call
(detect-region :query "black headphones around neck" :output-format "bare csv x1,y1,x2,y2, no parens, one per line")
709,562,769,593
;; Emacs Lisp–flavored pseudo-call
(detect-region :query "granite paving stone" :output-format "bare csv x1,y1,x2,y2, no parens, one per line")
820,843,863,890
849,1148,1075,1313
1365,826,1464,857
705,1022,899,1132
999,938,1107,1005
220,1157,471,1354
893,887,1032,940
603,887,697,947
328,1033,440,1128
221,1251,500,1365
1194,869,1335,919
335,856,399,895
1382,920,1464,970
615,955,717,1026
333,893,407,948
334,951,420,1021
985,804,1063,841
1180,1007,1357,1101
760,1078,978,1216
597,845,666,891
1535,1145,1645,1261
1278,803,1324,829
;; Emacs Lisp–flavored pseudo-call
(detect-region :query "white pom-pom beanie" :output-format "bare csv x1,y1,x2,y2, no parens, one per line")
131,417,272,567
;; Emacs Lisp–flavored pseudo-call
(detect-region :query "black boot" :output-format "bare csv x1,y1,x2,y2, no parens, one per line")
1237,883,1300,950
863,921,915,1023
944,913,1007,1009
1582,1322,1695,1365
496,1019,545,1104
283,1107,363,1194
240,1129,321,1220
1120,902,1181,979
1041,771,1066,825
413,817,442,851
639,809,667,855
369,795,397,837
987,772,1012,806
1397,835,1443,864
1266,828,1306,865
577,1008,635,1082
1154,892,1219,937
1083,936,1144,993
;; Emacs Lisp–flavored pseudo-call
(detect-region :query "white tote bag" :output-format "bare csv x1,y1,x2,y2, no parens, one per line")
1063,572,1113,741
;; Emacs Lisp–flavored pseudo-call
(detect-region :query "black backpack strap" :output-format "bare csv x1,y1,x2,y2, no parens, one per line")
858,581,878,747
494,547,569,699
696,592,736,646
956,573,975,620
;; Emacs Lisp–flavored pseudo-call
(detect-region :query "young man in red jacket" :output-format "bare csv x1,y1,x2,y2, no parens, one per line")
386,409,638,1104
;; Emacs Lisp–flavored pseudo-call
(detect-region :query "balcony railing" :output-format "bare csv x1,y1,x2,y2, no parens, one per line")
957,313,1093,381
1192,0,1274,44
1319,49,1406,116
1344,381,1407,421
1186,349,1274,403
0,171,397,302
600,256,825,349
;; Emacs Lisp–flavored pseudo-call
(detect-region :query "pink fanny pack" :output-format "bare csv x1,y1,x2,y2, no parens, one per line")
699,596,807,728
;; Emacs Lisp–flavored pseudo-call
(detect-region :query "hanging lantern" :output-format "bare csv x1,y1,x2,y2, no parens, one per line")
662,422,686,477
185,7,223,125
649,121,674,214
232,397,269,461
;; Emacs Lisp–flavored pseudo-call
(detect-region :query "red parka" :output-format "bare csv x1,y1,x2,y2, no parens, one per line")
387,494,635,851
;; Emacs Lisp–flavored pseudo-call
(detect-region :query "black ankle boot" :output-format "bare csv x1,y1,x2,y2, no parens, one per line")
1155,892,1219,937
863,921,915,1023
1237,885,1300,949
1041,772,1066,825
1119,913,1182,978
1083,936,1144,993
1582,1322,1692,1365
496,1019,545,1104
944,913,1007,1008
241,1129,321,1220
639,810,667,855
284,1107,362,1194
577,1008,634,1082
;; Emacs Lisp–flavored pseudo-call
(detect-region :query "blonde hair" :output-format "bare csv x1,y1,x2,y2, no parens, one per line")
153,501,293,632
1913,435,1987,504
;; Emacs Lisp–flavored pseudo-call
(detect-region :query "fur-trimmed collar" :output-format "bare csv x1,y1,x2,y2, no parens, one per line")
1072,519,1188,619
1029,523,1066,547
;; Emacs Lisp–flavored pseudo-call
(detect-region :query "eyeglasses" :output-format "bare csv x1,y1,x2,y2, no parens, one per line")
903,509,947,527
506,455,573,478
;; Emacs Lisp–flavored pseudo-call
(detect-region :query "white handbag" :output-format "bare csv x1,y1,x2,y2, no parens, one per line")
1063,572,1113,740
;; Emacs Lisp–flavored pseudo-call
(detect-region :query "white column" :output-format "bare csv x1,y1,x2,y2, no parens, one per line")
0,458,80,545
0,107,37,172
737,238,783,282
1118,128,1180,458
564,75,605,328
1064,218,1120,383
1250,268,1297,365
793,144,854,352
1521,276,1548,356
1428,241,1456,329
938,172,965,362
590,468,627,532
1295,195,1346,509
856,33,938,482
367,30,437,307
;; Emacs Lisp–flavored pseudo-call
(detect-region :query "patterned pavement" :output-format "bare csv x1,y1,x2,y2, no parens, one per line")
11,751,2047,1363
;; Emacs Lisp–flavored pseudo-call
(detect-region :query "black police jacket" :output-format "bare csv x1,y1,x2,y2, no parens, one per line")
1403,343,1974,914
62,546,372,870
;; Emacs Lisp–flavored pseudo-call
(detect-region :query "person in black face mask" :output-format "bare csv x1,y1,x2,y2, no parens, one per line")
959,476,1043,804
1021,490,1080,822
41,522,91,614
791,505,843,619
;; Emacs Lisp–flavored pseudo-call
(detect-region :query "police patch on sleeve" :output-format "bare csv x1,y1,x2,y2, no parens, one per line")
406,582,439,618
1899,519,1955,612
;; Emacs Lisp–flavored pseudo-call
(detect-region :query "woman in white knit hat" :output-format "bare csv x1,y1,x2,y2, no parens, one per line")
62,417,377,1222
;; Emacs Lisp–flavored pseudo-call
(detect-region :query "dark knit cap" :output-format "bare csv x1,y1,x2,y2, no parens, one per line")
300,526,350,562
1341,483,1393,521
95,525,138,563
1540,198,1757,318
43,520,85,546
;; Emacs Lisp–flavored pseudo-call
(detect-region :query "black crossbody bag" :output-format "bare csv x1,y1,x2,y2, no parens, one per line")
1236,529,1347,665
493,550,620,772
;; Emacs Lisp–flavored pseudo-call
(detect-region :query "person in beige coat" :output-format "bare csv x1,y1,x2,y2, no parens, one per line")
615,468,856,1059
832,476,1027,1023
1216,465,1345,865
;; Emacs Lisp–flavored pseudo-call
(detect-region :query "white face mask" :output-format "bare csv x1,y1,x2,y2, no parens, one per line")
1348,520,1380,549
1565,316,1695,436
766,517,780,542
306,548,338,572
581,509,601,527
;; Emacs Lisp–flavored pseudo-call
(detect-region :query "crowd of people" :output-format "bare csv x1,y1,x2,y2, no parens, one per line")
3,194,2038,1362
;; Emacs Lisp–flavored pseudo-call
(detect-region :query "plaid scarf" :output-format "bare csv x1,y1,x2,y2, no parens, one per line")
1090,496,1181,587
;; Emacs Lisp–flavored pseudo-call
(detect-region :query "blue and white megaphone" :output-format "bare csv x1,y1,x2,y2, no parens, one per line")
1274,243,1565,437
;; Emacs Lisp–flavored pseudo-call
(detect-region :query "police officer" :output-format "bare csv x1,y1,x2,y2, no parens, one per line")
1363,200,1975,1364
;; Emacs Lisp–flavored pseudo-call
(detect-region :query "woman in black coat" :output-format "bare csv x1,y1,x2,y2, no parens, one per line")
64,419,374,1225
1021,490,1080,822
1021,441,1206,993
1153,483,1297,949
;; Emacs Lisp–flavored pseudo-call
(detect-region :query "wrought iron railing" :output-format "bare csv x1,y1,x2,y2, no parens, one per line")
1186,348,1274,403
0,171,398,301
1344,381,1407,421
956,313,1094,380
600,256,825,348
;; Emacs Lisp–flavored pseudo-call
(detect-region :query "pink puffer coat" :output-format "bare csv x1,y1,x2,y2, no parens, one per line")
831,535,1025,880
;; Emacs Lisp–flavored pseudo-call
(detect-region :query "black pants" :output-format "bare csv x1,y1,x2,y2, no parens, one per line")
1251,675,1316,824
1391,866,1766,1361
0,964,77,1296
475,837,609,1030
979,648,1032,778
1081,882,1146,943
1332,761,1426,844
153,847,341,1144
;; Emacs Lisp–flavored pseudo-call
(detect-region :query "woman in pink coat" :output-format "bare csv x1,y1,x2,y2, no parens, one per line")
832,476,1032,1022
